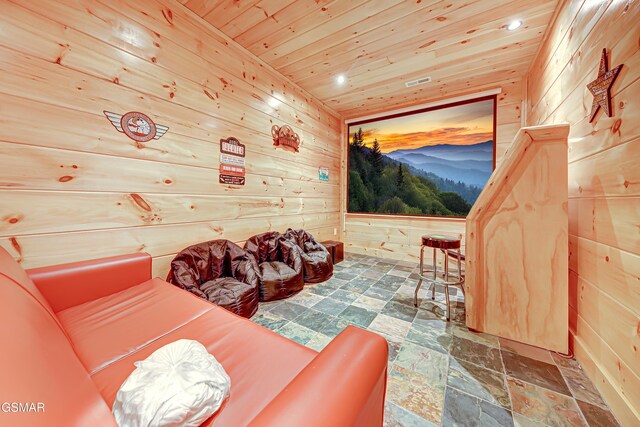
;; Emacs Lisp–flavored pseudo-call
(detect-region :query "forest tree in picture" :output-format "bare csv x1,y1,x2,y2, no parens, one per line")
348,97,495,217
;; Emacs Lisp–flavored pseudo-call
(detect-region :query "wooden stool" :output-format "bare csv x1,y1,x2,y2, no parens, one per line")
414,235,464,321
321,240,344,264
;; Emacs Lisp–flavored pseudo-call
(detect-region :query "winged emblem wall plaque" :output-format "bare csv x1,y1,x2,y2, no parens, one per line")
104,111,169,142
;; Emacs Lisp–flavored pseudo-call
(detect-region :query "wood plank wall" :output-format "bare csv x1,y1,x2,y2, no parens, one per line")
0,0,342,278
525,0,640,425
343,80,524,262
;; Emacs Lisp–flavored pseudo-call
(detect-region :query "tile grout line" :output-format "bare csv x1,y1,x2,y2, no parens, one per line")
498,338,613,425
551,352,614,412
499,353,575,399
497,337,583,425
551,354,600,427
443,385,515,425
498,340,520,426
504,371,588,425
444,374,516,421
497,342,520,426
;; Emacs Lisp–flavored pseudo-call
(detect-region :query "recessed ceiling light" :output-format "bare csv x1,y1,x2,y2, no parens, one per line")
507,20,522,31
268,98,279,108
336,74,346,85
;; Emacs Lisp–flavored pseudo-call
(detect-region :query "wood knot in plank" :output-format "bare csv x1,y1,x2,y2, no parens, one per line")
130,193,152,212
161,8,173,25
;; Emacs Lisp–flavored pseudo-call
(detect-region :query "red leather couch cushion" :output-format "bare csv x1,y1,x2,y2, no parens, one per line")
84,283,317,426
57,278,215,374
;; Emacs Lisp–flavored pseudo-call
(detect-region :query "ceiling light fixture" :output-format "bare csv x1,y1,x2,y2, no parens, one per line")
507,20,522,31
405,76,432,88
336,74,346,85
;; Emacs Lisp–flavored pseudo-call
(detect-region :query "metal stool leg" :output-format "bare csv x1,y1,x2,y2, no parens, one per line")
445,285,451,321
431,248,436,300
414,245,425,307
458,248,465,298
444,253,450,321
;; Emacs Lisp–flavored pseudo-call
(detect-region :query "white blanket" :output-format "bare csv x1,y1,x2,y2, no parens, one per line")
113,339,231,427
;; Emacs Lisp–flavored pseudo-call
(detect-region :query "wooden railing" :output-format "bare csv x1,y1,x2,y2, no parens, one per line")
465,124,570,353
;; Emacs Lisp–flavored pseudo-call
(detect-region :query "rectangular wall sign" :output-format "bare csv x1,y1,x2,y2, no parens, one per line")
219,137,246,186
219,175,245,185
220,153,245,167
220,137,245,157
220,164,246,177
319,166,329,181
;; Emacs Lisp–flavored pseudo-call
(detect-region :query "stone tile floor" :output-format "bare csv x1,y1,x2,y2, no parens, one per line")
251,253,620,427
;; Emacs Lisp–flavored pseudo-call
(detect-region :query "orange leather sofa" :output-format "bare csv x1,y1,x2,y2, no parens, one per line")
0,248,388,427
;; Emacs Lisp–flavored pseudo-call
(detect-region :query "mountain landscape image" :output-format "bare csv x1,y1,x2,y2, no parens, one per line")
386,140,493,188
348,98,495,217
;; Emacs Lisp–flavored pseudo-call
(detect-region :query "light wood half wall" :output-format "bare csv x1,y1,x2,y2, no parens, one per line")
0,0,343,278
465,124,569,353
343,81,524,263
525,0,639,424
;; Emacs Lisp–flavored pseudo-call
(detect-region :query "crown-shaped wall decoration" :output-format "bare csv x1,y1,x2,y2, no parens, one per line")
271,124,301,152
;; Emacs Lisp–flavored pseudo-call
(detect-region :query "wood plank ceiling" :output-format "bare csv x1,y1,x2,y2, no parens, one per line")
180,0,559,119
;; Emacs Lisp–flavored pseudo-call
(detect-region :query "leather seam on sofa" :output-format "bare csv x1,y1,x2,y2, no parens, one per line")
167,283,318,354
87,305,216,376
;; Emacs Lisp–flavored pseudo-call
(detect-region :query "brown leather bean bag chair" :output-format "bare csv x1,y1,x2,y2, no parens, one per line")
244,231,304,301
167,240,259,318
284,229,333,284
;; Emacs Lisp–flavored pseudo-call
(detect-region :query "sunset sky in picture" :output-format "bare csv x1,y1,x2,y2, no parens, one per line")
349,99,494,153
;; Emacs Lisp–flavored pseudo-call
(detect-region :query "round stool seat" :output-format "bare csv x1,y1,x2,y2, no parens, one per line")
421,234,461,250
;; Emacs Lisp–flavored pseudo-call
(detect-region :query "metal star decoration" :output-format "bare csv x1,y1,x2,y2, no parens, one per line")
587,48,622,123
